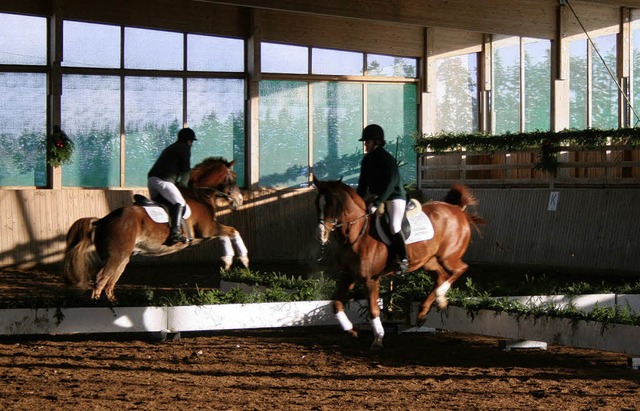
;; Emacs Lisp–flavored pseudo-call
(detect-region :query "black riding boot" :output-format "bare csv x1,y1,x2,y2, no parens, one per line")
391,232,409,276
166,203,188,246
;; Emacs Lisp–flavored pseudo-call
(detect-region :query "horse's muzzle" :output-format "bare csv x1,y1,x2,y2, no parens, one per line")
230,191,243,210
316,223,330,245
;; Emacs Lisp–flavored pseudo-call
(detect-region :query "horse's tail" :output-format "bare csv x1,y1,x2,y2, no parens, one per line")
62,217,102,290
444,184,487,234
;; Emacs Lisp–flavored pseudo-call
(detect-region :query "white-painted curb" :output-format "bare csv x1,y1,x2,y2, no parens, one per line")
0,300,368,336
419,305,640,356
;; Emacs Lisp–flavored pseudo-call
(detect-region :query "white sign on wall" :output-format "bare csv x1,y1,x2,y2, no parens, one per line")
548,191,559,211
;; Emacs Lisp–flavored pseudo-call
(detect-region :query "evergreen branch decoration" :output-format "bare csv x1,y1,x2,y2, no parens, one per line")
46,125,74,167
413,127,640,175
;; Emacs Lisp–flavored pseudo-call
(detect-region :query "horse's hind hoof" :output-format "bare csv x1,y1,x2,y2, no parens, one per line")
346,329,359,339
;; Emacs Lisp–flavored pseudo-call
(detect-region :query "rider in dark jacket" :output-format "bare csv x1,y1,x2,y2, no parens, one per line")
148,128,197,245
356,124,408,275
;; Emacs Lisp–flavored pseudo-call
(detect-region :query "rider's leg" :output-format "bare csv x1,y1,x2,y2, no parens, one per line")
386,199,408,275
148,177,189,245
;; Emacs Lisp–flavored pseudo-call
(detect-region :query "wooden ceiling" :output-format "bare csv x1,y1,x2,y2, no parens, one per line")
200,0,640,39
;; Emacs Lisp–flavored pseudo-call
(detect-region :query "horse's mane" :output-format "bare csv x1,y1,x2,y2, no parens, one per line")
322,180,366,213
190,157,232,181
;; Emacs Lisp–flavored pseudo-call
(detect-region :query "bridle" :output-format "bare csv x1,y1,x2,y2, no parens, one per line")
192,166,239,205
318,192,370,247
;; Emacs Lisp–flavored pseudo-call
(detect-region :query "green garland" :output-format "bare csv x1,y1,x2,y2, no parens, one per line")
414,127,640,175
47,125,74,167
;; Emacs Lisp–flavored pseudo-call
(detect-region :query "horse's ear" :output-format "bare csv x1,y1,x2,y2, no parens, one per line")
338,176,343,183
228,160,236,168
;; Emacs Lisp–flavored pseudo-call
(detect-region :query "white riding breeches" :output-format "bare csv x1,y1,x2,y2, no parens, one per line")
385,199,406,234
148,177,187,206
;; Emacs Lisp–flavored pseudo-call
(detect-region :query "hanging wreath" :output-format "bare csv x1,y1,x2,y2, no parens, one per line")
47,125,74,167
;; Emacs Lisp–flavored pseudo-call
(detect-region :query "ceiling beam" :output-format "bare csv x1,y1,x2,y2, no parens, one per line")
198,0,558,39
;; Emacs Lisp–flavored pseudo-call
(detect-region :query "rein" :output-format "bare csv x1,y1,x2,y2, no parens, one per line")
320,211,369,247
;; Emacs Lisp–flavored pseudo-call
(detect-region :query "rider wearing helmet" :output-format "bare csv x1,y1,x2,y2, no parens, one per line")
148,127,197,246
356,124,409,276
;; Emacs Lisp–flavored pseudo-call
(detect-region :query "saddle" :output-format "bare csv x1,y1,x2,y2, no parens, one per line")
132,194,193,239
372,199,434,245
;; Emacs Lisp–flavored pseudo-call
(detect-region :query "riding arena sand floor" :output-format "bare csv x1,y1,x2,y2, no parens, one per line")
0,264,639,410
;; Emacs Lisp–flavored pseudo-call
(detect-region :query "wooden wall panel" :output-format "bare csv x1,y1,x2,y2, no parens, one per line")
0,187,319,269
423,187,640,274
3,187,639,273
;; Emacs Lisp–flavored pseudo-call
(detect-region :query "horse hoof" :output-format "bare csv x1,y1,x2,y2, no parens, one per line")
370,338,384,350
220,256,233,271
346,329,359,339
436,298,449,310
237,256,249,268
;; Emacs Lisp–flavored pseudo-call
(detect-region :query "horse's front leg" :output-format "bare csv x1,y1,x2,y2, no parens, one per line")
230,230,249,268
333,273,358,339
219,236,235,271
365,277,384,350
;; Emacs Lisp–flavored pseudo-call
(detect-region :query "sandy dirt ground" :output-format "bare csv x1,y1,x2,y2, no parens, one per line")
0,266,639,410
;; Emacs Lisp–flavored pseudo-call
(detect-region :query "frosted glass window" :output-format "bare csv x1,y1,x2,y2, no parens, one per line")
493,36,521,134
367,54,417,78
570,40,588,129
187,78,245,186
0,13,47,65
125,27,183,70
524,38,551,131
367,83,418,185
436,54,478,133
262,43,308,74
0,73,47,186
591,35,618,129
124,77,183,186
312,82,363,183
63,21,120,68
187,34,244,72
259,81,309,188
62,75,121,187
312,48,363,75
634,28,640,126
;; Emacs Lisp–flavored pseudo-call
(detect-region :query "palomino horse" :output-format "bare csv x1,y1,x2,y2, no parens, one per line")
63,157,249,302
312,176,484,349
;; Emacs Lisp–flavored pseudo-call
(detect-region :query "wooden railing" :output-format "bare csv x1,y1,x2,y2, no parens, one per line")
418,145,640,188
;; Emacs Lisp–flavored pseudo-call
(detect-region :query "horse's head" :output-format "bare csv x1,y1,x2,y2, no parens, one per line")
312,176,365,245
190,157,243,210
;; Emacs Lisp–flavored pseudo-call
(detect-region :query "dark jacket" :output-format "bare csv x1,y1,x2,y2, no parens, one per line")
356,146,405,207
148,141,191,185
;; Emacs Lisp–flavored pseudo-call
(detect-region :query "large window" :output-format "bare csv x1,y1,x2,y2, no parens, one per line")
259,43,418,188
492,36,551,134
570,34,618,129
60,20,245,188
435,53,479,133
0,13,47,187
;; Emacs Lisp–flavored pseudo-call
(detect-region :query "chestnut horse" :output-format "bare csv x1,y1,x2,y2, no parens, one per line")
63,157,249,302
312,176,484,349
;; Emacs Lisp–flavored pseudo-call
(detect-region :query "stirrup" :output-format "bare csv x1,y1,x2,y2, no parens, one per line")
395,259,409,276
166,232,188,246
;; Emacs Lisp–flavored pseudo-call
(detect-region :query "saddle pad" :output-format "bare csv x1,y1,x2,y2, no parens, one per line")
374,210,434,245
405,211,434,244
142,205,192,223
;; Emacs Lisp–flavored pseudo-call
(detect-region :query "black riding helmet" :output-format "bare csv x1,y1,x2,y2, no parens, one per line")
178,127,197,142
359,124,384,142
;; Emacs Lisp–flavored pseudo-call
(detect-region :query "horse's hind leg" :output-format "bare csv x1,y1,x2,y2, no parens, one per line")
416,257,469,326
416,257,451,325
92,254,130,302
